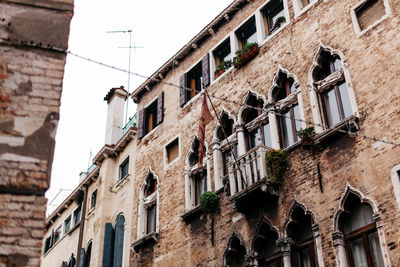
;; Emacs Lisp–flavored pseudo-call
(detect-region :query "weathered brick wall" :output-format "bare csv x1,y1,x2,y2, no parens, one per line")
130,0,400,266
0,0,73,266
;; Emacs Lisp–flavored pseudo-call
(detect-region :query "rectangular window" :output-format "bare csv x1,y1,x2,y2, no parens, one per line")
280,105,301,148
137,92,164,138
166,138,179,163
322,81,351,127
194,171,207,206
187,61,203,100
54,226,62,243
355,0,386,31
213,38,232,78
119,157,129,181
145,101,158,134
262,0,285,36
44,236,52,253
263,122,272,148
64,216,71,233
73,206,82,225
90,189,97,209
146,204,157,234
236,16,257,49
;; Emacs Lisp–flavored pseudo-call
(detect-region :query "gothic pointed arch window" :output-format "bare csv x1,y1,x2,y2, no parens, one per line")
137,170,159,238
269,69,304,148
336,191,384,267
310,46,358,132
253,221,283,267
223,233,247,267
185,137,211,210
286,204,319,267
216,111,237,177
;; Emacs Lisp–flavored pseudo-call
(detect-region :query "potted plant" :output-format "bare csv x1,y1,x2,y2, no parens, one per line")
296,126,315,146
265,149,289,188
233,42,259,69
214,59,232,79
200,191,220,213
273,16,286,30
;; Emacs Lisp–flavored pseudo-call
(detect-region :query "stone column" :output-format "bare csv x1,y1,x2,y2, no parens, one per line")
266,106,280,149
211,139,224,191
276,237,294,267
236,123,247,156
332,231,349,267
312,224,325,267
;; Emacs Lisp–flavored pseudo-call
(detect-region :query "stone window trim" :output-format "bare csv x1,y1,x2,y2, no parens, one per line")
332,184,391,267
350,0,392,36
390,164,400,210
222,230,249,267
308,44,359,134
210,36,235,84
163,134,181,169
292,0,320,19
137,169,160,240
184,137,212,211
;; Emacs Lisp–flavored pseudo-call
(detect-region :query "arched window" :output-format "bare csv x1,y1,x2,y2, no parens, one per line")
215,111,237,177
253,221,283,267
269,69,304,148
84,241,92,267
287,205,319,267
138,170,159,238
185,137,211,210
224,234,247,267
309,45,358,132
113,214,125,267
338,192,384,267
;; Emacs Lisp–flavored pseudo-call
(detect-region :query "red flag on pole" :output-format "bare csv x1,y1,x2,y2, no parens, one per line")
197,89,213,168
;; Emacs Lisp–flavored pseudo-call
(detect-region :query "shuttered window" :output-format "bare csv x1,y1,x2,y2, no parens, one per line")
102,223,115,267
179,54,210,107
113,214,125,267
137,92,164,138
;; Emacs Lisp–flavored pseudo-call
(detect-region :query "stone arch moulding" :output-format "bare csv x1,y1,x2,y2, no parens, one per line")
222,229,249,266
251,217,281,248
212,109,237,141
283,199,318,236
237,90,267,125
267,65,301,104
184,135,209,167
139,168,160,195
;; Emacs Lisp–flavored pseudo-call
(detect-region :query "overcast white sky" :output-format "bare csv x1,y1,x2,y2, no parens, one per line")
46,0,234,214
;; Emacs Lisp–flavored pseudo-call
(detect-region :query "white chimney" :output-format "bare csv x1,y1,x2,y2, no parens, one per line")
79,171,87,182
104,86,128,145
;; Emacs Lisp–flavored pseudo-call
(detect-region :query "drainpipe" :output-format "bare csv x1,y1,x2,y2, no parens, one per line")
76,184,88,266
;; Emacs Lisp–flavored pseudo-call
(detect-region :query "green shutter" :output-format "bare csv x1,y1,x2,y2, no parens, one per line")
113,214,125,267
102,223,115,267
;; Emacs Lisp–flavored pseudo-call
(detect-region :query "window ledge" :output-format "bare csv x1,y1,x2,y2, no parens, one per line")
313,115,359,144
294,0,320,19
110,174,130,193
132,232,159,252
211,66,234,85
181,91,203,110
87,207,95,218
354,14,391,37
180,205,204,222
261,22,289,47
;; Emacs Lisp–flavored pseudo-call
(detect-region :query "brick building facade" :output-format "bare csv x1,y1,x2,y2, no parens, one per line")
42,0,400,266
0,0,73,266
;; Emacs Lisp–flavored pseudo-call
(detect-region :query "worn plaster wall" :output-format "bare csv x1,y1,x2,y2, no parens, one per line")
0,0,73,265
130,0,400,266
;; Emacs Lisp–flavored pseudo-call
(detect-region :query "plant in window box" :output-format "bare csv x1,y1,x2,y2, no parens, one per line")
233,42,259,69
265,149,289,188
200,191,220,213
272,16,286,32
214,60,232,79
296,126,315,146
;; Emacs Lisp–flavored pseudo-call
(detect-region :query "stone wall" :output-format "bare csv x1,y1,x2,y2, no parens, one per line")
130,0,400,266
0,0,73,265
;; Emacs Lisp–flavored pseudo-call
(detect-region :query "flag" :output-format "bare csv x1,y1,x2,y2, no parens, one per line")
197,89,213,168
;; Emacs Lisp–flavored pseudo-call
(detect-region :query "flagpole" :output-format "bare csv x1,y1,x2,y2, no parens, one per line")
203,88,246,187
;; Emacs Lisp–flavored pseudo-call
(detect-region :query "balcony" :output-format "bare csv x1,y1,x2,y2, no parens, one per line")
121,113,137,136
227,145,278,212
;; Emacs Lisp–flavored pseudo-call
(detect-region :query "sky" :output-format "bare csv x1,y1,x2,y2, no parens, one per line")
46,0,234,215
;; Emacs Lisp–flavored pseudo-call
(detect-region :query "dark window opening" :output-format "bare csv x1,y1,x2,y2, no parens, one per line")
144,174,158,197
189,138,200,166
280,105,301,148
262,0,285,36
54,226,61,243
84,242,92,267
44,235,52,253
254,222,283,267
194,170,207,206
166,138,179,163
119,158,129,181
73,206,82,225
90,189,97,209
64,216,71,233
186,62,203,101
217,113,235,140
214,38,232,68
137,92,164,138
236,16,257,49
145,101,158,134
355,0,386,31
146,204,157,234
225,236,247,267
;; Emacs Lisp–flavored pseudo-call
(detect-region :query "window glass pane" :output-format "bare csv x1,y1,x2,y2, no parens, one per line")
64,217,71,233
299,246,311,267
351,237,368,267
146,205,156,234
263,123,272,148
120,159,129,180
323,88,341,126
281,110,294,148
333,58,342,71
249,129,261,149
368,231,385,267
338,82,352,119
55,227,61,242
237,17,257,47
74,207,81,224
194,172,206,205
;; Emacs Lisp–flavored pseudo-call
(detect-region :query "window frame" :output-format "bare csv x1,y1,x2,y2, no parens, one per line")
118,156,130,182
235,15,258,50
137,92,164,139
90,188,97,209
261,0,286,37
164,135,180,167
73,205,82,226
54,224,62,243
292,0,318,18
64,215,72,234
292,238,318,267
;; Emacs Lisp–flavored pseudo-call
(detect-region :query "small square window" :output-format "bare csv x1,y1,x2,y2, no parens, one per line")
90,189,97,209
354,0,386,31
262,0,286,36
54,226,62,243
119,157,129,181
64,216,71,233
73,206,82,225
235,16,257,49
166,138,179,164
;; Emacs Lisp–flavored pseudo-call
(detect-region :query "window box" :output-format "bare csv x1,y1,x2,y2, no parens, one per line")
132,232,159,252
233,43,259,69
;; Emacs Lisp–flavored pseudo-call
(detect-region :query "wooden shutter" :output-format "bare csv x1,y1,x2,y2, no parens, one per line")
79,248,86,267
156,92,164,125
137,108,145,139
202,54,210,87
113,215,125,267
179,74,187,107
102,223,115,267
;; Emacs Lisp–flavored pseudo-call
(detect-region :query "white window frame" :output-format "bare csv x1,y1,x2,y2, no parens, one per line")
210,36,234,84
164,135,181,168
350,0,391,36
391,164,400,210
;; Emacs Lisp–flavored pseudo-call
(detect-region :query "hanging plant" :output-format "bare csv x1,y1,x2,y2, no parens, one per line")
265,149,289,187
200,191,220,213
296,126,315,146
